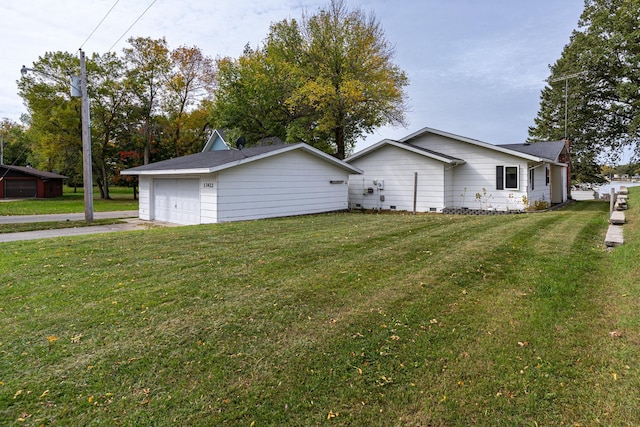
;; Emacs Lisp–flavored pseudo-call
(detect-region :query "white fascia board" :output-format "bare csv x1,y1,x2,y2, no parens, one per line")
400,127,544,162
346,138,463,165
209,143,363,174
345,139,392,162
120,168,212,176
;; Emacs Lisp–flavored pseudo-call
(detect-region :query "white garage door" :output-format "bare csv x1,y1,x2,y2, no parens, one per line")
153,179,200,225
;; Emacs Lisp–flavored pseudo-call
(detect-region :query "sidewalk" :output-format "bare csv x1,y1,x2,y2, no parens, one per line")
0,211,160,243
0,210,138,224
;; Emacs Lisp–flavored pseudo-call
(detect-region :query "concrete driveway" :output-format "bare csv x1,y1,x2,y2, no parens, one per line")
0,211,162,243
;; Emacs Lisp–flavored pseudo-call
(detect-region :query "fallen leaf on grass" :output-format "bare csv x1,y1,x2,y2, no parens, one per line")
518,341,529,347
609,331,622,338
327,410,339,419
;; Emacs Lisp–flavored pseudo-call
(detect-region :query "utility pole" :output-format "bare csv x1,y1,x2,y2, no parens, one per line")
78,49,94,222
21,53,94,222
547,71,587,140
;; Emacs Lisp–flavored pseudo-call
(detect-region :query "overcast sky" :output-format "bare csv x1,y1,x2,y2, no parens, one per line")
1,0,584,153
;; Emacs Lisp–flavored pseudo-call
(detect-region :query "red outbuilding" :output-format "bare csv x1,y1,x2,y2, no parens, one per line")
0,165,67,199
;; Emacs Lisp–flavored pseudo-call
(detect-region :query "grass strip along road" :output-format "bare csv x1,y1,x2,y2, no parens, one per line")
1,193,639,426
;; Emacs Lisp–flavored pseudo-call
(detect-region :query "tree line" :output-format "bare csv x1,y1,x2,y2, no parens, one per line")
8,0,639,196
7,0,407,199
529,0,640,183
15,37,215,199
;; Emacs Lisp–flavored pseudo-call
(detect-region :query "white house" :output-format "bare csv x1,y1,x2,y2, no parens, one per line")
121,143,362,225
346,127,569,213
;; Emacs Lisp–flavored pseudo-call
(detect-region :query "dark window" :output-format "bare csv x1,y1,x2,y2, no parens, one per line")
529,168,535,191
505,166,518,189
497,166,519,190
546,167,550,186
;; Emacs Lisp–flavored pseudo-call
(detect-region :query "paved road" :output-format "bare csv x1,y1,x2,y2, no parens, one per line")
0,211,157,243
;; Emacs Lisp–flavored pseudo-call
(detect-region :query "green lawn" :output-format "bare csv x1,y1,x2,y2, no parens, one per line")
1,194,639,426
0,186,138,216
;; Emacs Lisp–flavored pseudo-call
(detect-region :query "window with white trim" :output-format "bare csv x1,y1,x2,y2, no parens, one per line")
496,165,519,190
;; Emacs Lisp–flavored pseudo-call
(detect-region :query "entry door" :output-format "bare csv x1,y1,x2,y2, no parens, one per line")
153,179,200,225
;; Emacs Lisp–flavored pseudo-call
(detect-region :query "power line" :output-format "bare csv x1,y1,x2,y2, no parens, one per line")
79,0,122,50
107,0,158,53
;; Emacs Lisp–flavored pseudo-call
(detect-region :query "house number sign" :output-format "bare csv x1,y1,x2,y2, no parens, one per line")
202,182,215,188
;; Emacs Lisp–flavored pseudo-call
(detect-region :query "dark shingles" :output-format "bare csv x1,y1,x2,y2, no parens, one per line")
1,165,67,179
123,144,288,172
500,141,567,162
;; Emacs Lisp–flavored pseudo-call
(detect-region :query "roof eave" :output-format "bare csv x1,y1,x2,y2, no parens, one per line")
346,138,464,165
120,143,363,176
120,168,213,176
401,127,556,162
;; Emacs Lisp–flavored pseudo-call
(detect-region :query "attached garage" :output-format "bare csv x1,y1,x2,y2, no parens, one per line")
0,165,66,199
121,143,362,225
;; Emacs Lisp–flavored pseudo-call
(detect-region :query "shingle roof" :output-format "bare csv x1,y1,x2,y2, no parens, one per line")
345,138,465,164
123,144,288,172
121,143,363,175
1,165,67,179
499,141,567,163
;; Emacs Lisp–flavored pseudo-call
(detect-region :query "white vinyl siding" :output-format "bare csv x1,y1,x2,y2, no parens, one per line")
216,150,349,222
137,176,152,220
200,175,218,224
348,145,447,212
528,163,550,206
409,133,529,210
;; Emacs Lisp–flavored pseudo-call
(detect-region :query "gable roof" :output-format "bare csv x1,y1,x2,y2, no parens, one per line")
499,141,568,163
345,138,466,164
202,129,230,152
399,127,565,164
0,165,67,179
121,143,363,176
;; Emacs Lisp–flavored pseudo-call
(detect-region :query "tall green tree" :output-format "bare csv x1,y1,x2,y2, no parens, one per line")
162,45,216,157
0,119,31,166
123,37,171,164
211,0,408,159
17,51,84,178
529,0,640,179
89,52,132,199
